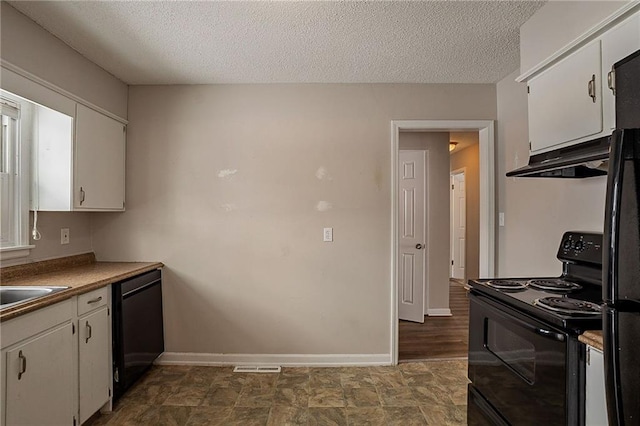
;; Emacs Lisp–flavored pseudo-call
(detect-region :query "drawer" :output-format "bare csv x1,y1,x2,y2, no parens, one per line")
77,287,108,316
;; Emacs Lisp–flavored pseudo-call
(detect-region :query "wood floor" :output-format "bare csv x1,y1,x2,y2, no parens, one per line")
399,281,470,361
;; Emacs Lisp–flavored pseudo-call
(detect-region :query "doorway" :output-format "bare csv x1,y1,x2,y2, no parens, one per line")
397,132,478,361
391,120,495,365
450,169,466,281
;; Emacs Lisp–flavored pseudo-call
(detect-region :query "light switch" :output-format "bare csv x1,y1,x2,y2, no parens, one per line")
323,227,333,242
499,213,505,227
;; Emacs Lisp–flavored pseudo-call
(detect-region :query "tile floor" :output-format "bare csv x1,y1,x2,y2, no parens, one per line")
86,360,468,425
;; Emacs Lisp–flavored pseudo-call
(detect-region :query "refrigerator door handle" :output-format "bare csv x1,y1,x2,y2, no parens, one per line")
604,309,623,425
603,130,625,303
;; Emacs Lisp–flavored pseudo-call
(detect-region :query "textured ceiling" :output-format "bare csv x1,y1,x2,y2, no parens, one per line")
8,1,545,85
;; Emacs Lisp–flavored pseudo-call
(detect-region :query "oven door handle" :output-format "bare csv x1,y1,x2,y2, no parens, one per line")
534,327,566,342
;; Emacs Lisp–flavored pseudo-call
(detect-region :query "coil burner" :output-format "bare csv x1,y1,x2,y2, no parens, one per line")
533,297,601,315
528,279,582,292
485,280,528,290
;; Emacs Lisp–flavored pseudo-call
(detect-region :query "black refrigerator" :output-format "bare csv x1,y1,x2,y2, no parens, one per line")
603,49,640,425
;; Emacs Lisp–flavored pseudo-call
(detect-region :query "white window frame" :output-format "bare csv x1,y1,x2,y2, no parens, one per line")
0,97,33,260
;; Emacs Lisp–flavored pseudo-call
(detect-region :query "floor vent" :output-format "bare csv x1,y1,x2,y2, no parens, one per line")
233,366,282,373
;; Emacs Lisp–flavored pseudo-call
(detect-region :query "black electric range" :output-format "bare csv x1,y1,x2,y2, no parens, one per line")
467,232,603,426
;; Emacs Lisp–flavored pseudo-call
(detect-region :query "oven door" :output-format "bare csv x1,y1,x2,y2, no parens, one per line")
468,292,571,425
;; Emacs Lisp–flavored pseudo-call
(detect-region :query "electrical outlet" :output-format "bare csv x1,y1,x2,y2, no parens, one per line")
61,228,70,245
323,227,333,242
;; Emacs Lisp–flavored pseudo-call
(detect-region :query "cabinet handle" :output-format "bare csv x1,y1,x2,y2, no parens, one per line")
608,68,615,95
87,296,103,304
80,187,86,205
86,321,92,344
18,350,27,380
588,74,596,103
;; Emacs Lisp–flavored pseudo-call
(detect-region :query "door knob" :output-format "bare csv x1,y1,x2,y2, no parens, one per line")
415,243,424,249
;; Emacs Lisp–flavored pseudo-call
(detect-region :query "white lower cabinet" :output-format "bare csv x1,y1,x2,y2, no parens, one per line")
79,305,111,424
0,288,112,426
586,345,608,426
5,322,76,425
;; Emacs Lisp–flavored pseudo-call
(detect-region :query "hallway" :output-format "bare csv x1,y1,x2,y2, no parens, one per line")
399,281,469,361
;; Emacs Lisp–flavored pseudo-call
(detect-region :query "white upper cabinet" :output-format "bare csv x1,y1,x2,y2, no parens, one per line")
528,40,603,154
30,104,74,211
1,67,127,212
75,104,126,211
601,12,640,130
522,7,640,155
31,102,126,211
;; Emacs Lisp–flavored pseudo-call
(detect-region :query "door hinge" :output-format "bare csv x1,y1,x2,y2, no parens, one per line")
109,388,112,397
72,323,75,334
107,307,110,316
451,260,454,266
586,347,591,366
529,142,532,151
114,367,120,383
527,86,530,94
451,184,454,190
73,416,77,426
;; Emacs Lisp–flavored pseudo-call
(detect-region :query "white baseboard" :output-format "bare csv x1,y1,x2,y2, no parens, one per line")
427,308,452,316
155,352,392,367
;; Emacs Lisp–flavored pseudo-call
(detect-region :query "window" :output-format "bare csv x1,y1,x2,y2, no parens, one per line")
0,96,30,257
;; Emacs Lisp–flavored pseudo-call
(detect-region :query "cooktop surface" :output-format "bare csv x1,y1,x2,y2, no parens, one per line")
469,276,603,333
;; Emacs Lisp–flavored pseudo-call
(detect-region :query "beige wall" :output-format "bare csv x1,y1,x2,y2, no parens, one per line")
0,4,129,267
450,142,480,281
25,212,93,264
496,70,606,277
495,2,624,276
0,3,128,118
399,132,450,313
520,1,630,72
91,84,496,355
0,210,94,267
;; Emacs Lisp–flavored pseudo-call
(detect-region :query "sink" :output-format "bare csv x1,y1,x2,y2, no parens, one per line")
0,286,69,310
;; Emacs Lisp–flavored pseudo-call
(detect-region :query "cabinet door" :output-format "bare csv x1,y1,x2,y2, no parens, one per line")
585,346,608,426
5,323,75,425
601,12,640,130
75,104,125,210
79,307,111,424
528,40,603,153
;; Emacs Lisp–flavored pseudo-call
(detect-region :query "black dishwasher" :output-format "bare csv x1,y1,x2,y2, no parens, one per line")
112,269,164,399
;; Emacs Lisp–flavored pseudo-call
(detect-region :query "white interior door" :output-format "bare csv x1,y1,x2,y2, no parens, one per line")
398,150,426,323
451,172,466,279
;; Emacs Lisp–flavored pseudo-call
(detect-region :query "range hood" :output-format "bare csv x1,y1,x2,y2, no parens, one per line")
506,136,610,178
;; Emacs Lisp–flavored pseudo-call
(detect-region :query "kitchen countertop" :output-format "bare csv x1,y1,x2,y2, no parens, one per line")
579,330,603,351
1,253,163,322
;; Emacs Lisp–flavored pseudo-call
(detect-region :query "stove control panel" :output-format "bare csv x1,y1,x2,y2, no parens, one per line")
557,232,603,265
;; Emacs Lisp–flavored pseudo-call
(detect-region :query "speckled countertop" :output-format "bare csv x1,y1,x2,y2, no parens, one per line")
579,330,603,351
1,253,163,322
